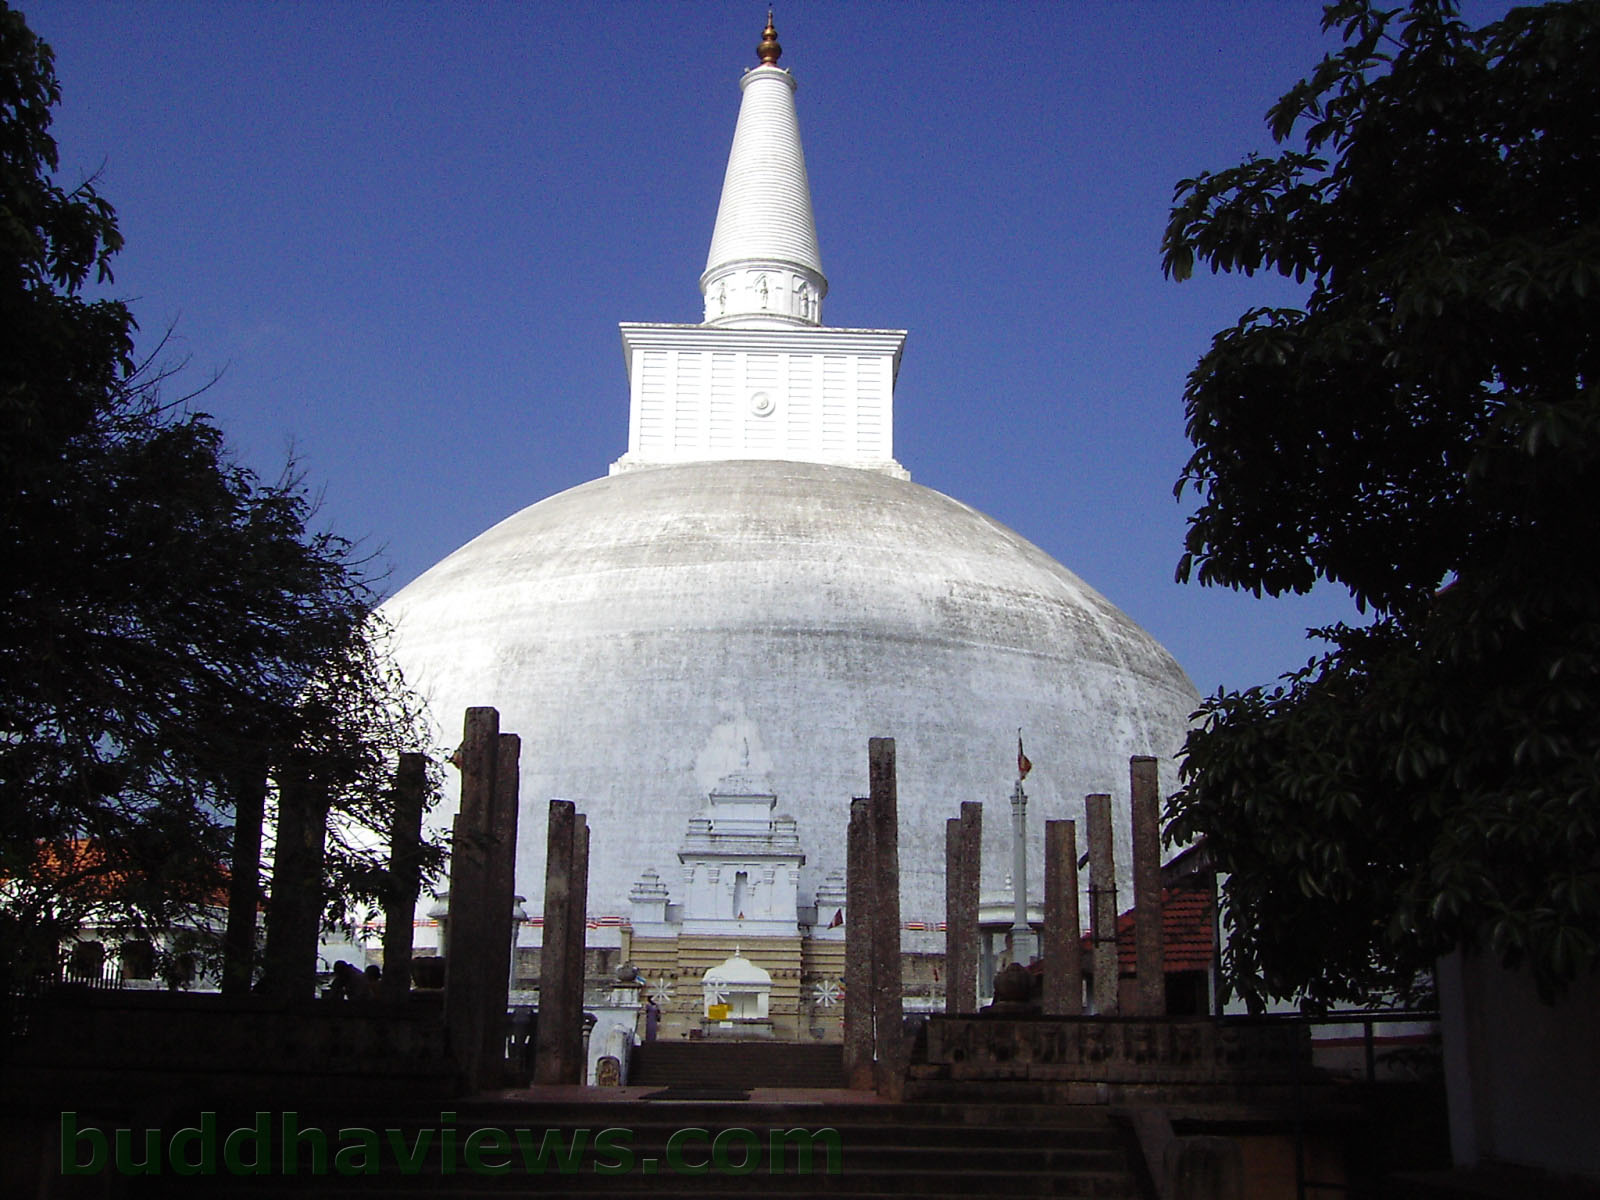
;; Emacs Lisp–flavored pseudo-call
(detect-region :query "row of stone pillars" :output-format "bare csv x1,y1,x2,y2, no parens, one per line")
235,718,1170,1095
938,753,1168,1019
383,708,593,1088
221,701,596,1092
840,744,1169,1094
222,749,430,1009
223,706,524,1092
437,711,594,1088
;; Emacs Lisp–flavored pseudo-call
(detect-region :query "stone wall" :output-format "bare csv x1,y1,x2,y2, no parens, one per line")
3,989,457,1106
913,1014,1313,1104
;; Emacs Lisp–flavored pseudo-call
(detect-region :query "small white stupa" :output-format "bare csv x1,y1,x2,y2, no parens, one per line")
702,949,774,1036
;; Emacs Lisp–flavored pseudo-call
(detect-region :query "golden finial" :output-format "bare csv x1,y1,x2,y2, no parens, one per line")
757,10,781,66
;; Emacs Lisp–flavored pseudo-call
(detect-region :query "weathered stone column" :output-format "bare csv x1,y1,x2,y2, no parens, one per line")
444,707,501,1090
260,758,329,1001
1043,818,1083,1015
534,798,577,1084
843,796,875,1090
222,758,268,996
379,752,428,1000
1130,755,1166,1016
474,734,520,1072
945,801,982,1014
868,737,904,1099
1086,792,1120,1016
564,814,590,1082
381,752,429,1004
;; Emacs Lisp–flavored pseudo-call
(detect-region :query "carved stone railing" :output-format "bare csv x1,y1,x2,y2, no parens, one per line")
910,1014,1316,1104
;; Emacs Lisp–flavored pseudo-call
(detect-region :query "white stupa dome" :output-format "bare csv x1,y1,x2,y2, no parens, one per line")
380,22,1198,933
384,458,1197,924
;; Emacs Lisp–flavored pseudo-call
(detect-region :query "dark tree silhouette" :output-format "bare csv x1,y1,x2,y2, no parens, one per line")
1162,0,1600,1010
0,2,444,987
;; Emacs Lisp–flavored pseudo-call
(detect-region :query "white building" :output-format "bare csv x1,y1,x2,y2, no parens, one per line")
383,20,1198,1035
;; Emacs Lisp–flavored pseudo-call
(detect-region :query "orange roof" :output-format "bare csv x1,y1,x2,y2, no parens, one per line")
13,840,119,900
11,839,232,908
1074,877,1215,974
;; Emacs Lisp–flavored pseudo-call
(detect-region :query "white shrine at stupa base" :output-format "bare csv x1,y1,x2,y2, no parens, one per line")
382,17,1198,1042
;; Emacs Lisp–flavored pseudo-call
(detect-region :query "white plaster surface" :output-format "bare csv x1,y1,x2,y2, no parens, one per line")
612,324,906,475
701,63,826,328
382,458,1199,929
1439,948,1600,1178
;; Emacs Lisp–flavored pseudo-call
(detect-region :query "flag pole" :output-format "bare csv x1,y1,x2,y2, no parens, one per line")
1010,730,1036,964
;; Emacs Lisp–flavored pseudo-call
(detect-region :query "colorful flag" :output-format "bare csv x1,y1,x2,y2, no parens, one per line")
1017,732,1032,779
828,908,844,929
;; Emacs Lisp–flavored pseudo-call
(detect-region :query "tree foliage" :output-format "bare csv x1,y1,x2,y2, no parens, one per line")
0,3,443,985
1161,0,1600,1010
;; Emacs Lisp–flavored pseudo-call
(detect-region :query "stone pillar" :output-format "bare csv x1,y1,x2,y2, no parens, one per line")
564,814,590,1081
1131,755,1166,1016
843,796,875,1090
444,707,501,1091
475,734,520,1072
1166,1136,1245,1200
945,801,981,1014
222,758,268,996
260,759,329,1001
534,798,577,1084
1043,818,1083,1015
1086,792,1120,1016
381,752,428,1004
868,737,904,1099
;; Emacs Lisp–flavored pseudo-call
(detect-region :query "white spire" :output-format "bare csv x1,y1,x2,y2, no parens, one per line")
700,15,828,329
611,17,906,480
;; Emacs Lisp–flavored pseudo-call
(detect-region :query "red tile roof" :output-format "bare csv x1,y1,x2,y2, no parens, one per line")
9,839,232,907
1076,877,1216,974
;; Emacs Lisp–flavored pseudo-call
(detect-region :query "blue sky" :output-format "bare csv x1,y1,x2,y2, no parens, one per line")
26,1,1508,698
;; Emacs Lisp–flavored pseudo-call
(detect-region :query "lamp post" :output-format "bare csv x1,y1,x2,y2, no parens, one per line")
428,892,451,959
509,894,528,995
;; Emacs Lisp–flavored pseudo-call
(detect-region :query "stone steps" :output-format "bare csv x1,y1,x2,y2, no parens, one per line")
111,1099,1144,1198
628,1039,845,1089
